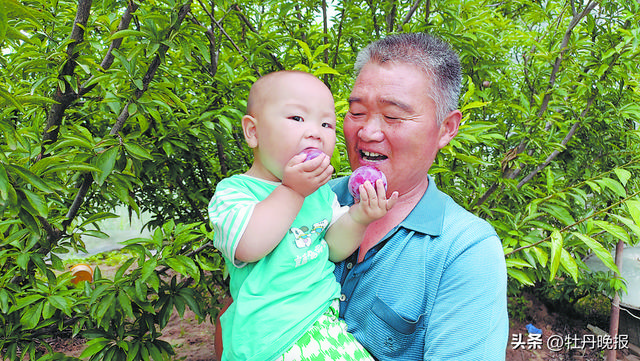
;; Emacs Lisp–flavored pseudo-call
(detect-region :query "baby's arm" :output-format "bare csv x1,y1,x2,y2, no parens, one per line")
325,179,398,262
235,154,333,263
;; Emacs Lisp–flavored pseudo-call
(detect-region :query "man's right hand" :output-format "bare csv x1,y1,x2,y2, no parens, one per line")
281,153,333,197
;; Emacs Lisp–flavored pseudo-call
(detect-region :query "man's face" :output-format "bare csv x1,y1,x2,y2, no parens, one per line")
344,62,457,196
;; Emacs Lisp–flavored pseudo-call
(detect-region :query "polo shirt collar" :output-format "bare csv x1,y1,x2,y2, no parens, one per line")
330,174,446,237
398,175,446,236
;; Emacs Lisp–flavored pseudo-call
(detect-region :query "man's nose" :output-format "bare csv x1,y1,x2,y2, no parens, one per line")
357,117,384,141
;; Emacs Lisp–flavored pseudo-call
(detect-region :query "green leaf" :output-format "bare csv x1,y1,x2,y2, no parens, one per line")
0,2,7,43
126,342,141,361
613,168,631,187
148,342,164,361
505,258,532,269
164,257,186,276
140,258,157,282
294,39,313,62
124,142,154,160
20,301,43,329
80,338,111,359
6,164,55,193
118,291,134,320
592,220,629,243
93,146,120,186
573,232,619,273
626,200,640,230
461,100,489,111
507,268,535,286
0,164,18,205
609,214,640,240
178,288,202,318
453,153,490,165
115,257,136,280
312,65,340,76
22,188,48,217
540,204,575,227
80,212,119,228
595,177,626,198
549,230,563,280
13,294,44,311
560,249,578,283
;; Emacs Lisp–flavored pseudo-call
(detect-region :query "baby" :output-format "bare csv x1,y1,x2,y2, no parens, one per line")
208,70,397,361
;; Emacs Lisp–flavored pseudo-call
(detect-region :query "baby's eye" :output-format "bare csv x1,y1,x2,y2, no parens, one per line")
322,122,335,129
289,115,303,122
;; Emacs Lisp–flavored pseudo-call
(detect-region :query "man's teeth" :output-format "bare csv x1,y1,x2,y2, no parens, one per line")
361,150,386,160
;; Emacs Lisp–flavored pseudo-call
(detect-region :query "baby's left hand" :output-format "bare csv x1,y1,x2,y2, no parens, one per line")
349,179,398,225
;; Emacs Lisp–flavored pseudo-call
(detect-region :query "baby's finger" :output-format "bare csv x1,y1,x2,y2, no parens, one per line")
375,179,387,200
299,153,325,171
361,180,379,204
358,183,369,204
386,191,399,210
317,165,333,186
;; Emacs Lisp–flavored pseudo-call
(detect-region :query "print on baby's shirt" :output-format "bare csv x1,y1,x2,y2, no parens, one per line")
290,219,329,267
290,219,328,248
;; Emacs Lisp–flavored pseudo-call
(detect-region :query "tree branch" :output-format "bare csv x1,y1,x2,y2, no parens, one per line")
60,1,192,235
77,1,139,98
475,2,597,206
39,0,93,159
424,0,431,24
231,4,283,71
397,0,421,32
331,5,346,71
505,190,640,257
195,1,262,77
516,47,623,189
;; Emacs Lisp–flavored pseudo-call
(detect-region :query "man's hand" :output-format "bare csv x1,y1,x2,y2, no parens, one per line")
350,179,398,225
281,152,333,197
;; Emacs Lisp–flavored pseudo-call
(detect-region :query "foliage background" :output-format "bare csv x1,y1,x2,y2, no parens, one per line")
1,0,639,359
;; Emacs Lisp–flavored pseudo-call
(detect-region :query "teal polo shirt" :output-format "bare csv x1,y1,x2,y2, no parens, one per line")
330,175,508,360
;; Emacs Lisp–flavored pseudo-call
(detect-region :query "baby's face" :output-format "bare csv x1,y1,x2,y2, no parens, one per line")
251,72,336,180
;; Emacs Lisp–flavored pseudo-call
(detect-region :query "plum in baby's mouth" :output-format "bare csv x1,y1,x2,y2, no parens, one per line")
299,148,324,161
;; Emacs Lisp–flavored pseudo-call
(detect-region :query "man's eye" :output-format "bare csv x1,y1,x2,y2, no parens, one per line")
290,116,303,122
348,111,364,117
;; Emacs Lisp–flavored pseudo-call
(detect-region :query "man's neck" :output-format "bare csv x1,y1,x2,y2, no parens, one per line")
357,176,430,262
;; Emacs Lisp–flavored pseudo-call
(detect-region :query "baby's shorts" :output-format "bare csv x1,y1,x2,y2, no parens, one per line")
276,299,374,361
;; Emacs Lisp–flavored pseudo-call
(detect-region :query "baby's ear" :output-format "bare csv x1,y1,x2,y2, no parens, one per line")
241,115,258,148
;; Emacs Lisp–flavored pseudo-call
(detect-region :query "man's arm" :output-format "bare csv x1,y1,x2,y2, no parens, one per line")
236,154,333,263
325,180,397,262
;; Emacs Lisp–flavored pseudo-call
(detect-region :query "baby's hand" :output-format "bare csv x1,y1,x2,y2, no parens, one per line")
349,179,398,224
282,153,333,197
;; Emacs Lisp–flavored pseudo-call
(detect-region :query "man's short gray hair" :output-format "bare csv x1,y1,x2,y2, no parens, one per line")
354,33,462,125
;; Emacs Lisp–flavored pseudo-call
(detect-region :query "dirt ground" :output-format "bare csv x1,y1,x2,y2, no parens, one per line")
50,265,639,360
507,292,637,361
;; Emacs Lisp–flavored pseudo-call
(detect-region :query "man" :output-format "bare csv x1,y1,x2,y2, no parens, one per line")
214,33,508,361
329,33,509,360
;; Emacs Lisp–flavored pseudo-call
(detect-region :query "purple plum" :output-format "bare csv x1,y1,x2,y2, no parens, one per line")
348,165,387,200
299,147,324,162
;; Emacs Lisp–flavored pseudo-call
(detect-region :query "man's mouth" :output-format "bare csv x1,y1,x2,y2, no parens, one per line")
359,150,388,162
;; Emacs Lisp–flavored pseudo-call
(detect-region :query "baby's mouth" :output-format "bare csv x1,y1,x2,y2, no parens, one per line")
359,150,387,162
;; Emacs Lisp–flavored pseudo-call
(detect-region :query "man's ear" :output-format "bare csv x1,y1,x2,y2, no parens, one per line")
241,115,258,148
437,110,461,149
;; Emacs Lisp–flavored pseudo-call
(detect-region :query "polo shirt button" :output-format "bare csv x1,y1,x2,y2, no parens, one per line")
346,262,353,270
339,294,347,302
